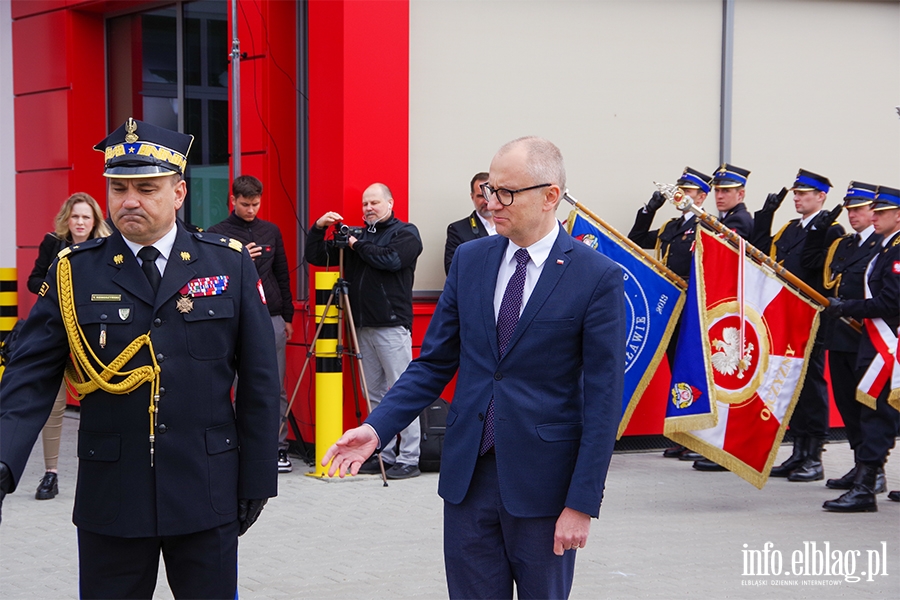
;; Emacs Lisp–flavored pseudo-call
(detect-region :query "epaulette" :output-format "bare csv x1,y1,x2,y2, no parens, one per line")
193,232,244,252
57,237,106,259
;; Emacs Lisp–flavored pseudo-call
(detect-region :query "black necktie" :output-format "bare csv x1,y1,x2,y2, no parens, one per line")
138,246,162,294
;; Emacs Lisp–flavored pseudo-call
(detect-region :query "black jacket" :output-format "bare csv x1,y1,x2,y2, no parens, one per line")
444,211,490,275
628,209,697,280
841,231,900,368
719,202,754,239
305,213,422,330
27,233,67,294
0,224,280,537
208,212,294,322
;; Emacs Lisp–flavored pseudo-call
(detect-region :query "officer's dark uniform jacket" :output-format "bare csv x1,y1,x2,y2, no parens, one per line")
0,223,280,537
719,202,754,240
628,203,753,281
756,211,845,295
444,211,490,275
840,231,900,368
306,213,422,330
628,211,697,280
806,228,883,352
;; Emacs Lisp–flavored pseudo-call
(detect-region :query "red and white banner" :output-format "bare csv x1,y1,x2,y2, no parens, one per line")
856,318,900,411
668,228,821,488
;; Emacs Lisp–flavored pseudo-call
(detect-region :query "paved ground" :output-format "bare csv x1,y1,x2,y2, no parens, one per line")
0,410,898,599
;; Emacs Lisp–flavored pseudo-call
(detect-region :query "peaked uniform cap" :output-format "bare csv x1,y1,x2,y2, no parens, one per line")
94,118,194,179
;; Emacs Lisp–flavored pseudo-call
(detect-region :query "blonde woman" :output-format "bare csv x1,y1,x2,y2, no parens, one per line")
26,192,111,499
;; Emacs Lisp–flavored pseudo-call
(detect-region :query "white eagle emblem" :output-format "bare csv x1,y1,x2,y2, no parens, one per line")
710,327,754,379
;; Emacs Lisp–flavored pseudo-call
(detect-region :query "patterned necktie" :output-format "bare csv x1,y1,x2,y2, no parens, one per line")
138,246,162,294
480,248,530,456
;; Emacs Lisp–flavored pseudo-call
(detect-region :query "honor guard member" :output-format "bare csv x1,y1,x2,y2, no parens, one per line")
444,172,495,275
0,118,281,599
823,185,900,511
752,168,845,483
805,182,886,494
710,163,754,239
629,167,713,459
690,164,756,470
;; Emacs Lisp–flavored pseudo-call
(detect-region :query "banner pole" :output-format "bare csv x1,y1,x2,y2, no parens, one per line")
563,192,687,290
654,182,861,332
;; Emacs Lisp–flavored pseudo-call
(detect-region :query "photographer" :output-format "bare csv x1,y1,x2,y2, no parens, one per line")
306,183,423,479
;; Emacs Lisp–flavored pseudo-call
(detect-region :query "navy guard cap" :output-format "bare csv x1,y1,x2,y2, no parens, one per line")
842,181,877,207
872,185,900,211
791,169,832,194
677,167,713,194
712,163,750,188
94,117,194,179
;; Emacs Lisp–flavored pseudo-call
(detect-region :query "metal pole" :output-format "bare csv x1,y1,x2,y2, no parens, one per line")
231,0,241,179
719,0,735,165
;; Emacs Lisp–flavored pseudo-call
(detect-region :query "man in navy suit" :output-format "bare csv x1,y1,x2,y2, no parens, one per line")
323,137,626,599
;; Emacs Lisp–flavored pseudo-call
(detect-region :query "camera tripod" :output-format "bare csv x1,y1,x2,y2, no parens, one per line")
282,249,391,485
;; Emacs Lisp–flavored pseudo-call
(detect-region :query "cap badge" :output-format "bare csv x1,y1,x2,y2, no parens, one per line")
124,118,138,144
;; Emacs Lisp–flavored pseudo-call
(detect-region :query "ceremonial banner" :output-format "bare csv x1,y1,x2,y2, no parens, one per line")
856,318,900,411
666,228,821,488
567,211,685,438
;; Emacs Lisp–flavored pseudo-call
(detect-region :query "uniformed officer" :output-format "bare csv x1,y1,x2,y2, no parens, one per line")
823,185,900,512
688,164,757,470
0,118,280,598
805,182,886,493
629,167,713,459
752,169,845,483
710,163,754,239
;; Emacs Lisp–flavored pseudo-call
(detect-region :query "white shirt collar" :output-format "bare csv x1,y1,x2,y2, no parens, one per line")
475,212,497,236
857,224,875,245
503,223,558,269
800,212,819,229
122,222,178,276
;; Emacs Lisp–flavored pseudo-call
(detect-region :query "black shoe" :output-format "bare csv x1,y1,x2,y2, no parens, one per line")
888,490,900,502
770,436,807,477
693,458,727,471
826,465,858,490
357,456,392,475
663,445,686,458
679,452,703,461
874,468,886,494
385,464,421,480
35,472,58,500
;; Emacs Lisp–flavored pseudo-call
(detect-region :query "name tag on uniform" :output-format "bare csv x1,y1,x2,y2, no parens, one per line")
91,294,122,302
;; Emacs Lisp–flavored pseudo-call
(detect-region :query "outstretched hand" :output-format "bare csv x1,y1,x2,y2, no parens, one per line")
321,426,379,477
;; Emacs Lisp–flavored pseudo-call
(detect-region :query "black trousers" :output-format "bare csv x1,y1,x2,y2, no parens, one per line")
77,520,239,599
828,350,864,449
856,374,900,466
788,345,829,438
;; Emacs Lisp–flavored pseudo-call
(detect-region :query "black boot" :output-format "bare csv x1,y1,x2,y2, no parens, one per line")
788,438,824,482
662,444,686,458
823,463,878,512
826,464,857,489
35,471,58,500
693,458,727,471
771,436,806,477
874,467,886,494
888,490,900,502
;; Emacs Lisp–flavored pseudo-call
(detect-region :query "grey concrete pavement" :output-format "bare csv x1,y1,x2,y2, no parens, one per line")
1,410,898,599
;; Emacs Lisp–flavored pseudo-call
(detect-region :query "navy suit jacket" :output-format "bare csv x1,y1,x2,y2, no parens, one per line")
367,225,625,518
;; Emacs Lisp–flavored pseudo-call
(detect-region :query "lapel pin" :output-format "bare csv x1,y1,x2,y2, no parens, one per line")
556,259,564,265
113,254,124,265
181,251,191,261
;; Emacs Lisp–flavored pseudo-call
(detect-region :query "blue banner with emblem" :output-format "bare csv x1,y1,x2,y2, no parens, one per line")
567,211,686,438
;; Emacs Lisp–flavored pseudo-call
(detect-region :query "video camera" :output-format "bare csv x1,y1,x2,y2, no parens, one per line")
332,222,364,249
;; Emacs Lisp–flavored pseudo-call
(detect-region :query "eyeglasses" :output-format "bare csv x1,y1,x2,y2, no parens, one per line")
480,182,552,207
